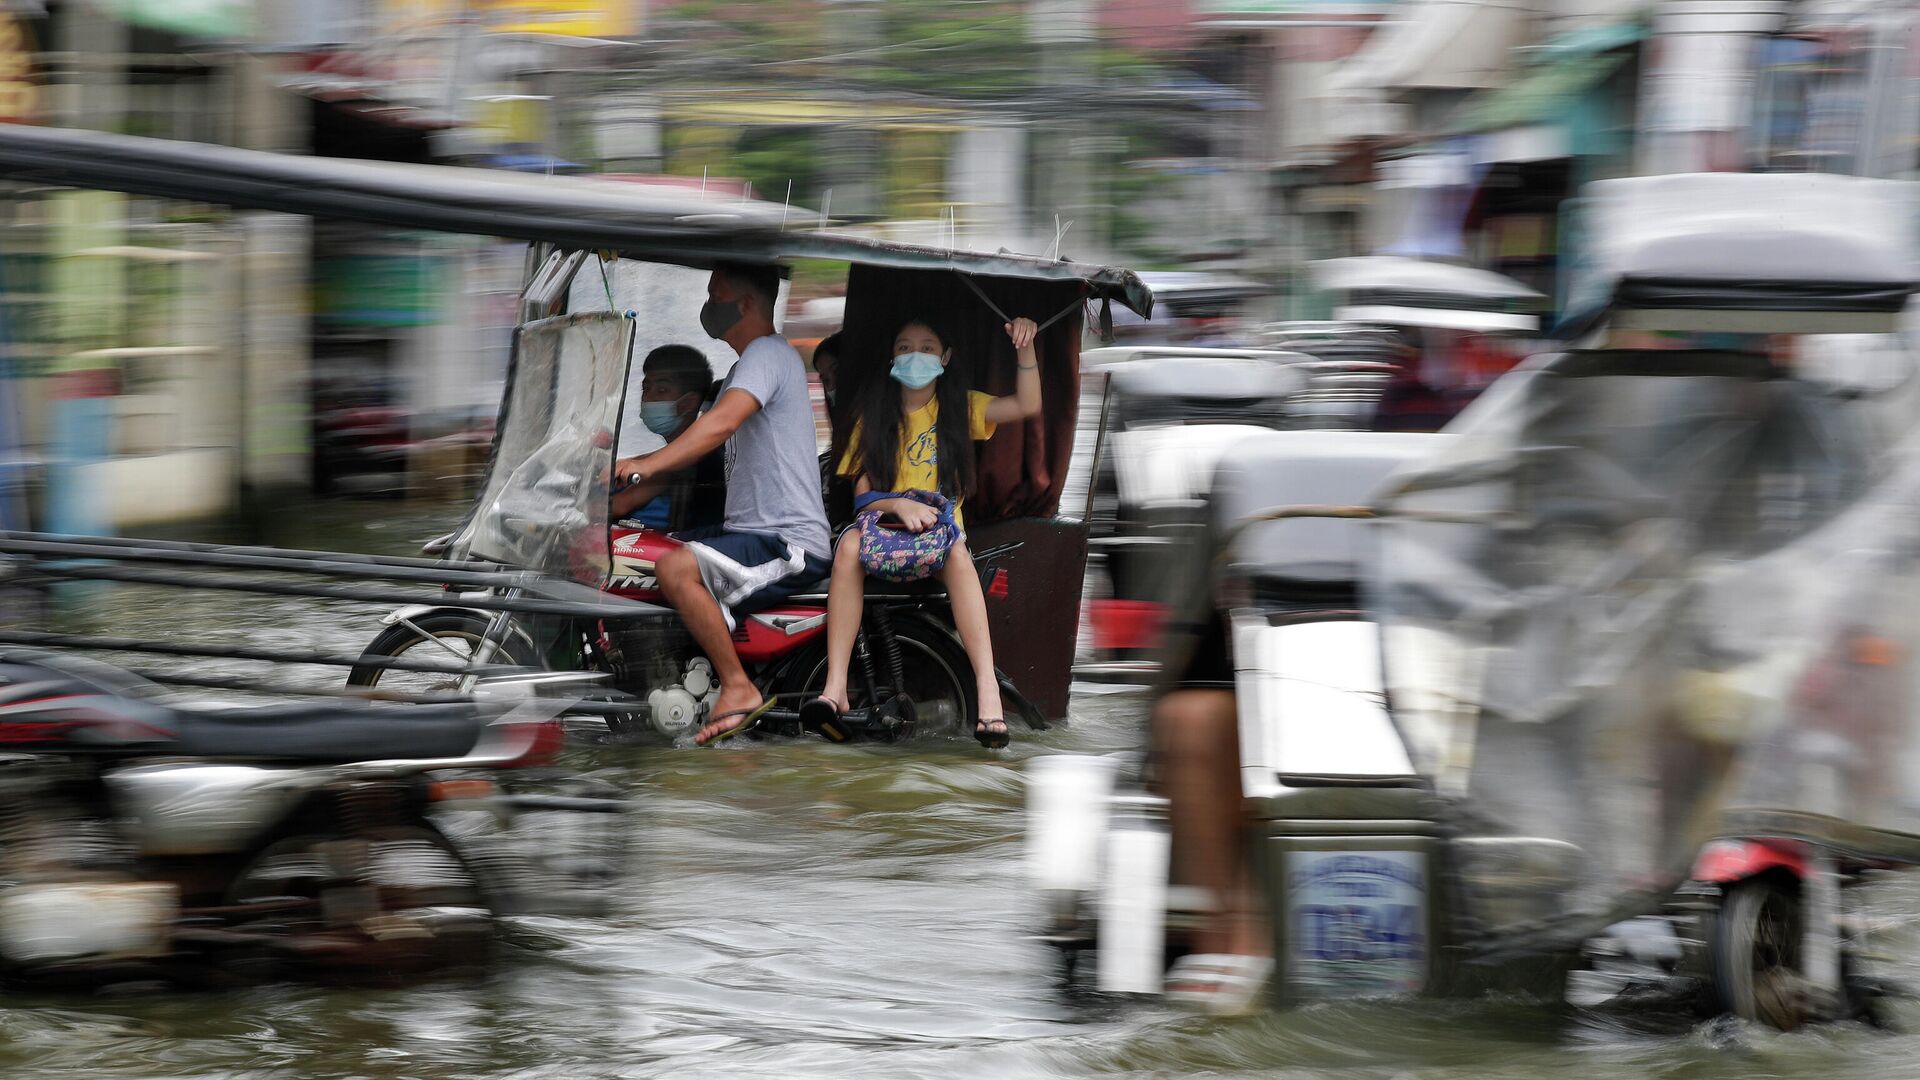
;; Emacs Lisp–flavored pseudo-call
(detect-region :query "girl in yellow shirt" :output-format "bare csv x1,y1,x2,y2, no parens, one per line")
808,314,1042,748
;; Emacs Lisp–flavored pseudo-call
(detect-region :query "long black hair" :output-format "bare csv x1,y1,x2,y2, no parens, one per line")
852,315,977,500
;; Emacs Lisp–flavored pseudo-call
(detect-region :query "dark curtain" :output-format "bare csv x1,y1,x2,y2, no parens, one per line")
832,265,1085,524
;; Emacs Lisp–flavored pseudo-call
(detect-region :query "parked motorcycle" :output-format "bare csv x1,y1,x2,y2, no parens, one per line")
0,650,626,989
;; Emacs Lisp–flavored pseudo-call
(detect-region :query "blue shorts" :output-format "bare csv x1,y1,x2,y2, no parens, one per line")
672,525,831,629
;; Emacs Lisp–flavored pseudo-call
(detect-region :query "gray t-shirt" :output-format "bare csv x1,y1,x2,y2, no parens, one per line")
718,335,832,560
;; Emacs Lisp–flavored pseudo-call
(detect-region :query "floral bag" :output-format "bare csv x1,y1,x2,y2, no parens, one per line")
854,489,960,582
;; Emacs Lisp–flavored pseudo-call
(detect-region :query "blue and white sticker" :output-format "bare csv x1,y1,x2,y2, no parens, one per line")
1286,850,1428,996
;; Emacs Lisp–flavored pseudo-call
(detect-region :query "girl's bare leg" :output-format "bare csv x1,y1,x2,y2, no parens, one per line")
941,540,1005,731
818,531,865,712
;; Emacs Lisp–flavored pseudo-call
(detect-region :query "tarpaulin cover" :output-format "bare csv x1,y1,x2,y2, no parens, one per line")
1369,347,1920,954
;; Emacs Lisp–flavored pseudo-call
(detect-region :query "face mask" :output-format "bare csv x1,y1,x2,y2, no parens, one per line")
640,400,684,436
699,298,742,340
889,351,945,389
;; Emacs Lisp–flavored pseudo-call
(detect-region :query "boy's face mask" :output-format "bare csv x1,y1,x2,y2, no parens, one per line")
889,351,945,389
640,391,697,436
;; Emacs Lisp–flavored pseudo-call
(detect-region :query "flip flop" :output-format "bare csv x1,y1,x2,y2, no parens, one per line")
973,717,1010,750
1164,954,1273,1017
799,696,850,743
697,698,777,746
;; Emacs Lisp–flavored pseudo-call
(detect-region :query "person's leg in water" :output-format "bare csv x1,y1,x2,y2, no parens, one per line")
940,538,1008,746
1156,688,1268,961
817,530,867,715
656,546,762,742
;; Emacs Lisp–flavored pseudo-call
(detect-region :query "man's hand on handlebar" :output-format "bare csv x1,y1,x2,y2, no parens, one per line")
612,455,652,488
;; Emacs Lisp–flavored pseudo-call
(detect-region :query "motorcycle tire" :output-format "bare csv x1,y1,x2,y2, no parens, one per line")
779,614,974,740
346,610,532,693
1709,874,1807,1029
227,822,496,983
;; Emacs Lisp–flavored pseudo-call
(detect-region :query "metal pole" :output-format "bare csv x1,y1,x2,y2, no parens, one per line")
0,535,532,589
0,628,529,677
11,560,667,620
0,529,512,572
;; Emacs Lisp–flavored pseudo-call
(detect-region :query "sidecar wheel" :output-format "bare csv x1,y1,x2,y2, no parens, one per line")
228,825,495,981
1710,875,1808,1029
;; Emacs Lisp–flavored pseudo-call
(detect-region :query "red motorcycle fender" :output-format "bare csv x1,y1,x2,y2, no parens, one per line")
1692,838,1807,884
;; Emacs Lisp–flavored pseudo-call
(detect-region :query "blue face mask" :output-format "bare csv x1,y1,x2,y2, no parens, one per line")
640,400,684,436
889,351,945,389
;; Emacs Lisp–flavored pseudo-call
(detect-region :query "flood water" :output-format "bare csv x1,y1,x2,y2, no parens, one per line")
7,499,1920,1079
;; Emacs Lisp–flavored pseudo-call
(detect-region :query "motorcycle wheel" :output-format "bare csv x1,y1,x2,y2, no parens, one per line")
783,617,974,739
1710,874,1807,1029
227,824,496,983
346,610,531,694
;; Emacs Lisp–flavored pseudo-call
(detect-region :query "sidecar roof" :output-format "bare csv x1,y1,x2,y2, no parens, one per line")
1560,172,1920,337
0,123,1151,317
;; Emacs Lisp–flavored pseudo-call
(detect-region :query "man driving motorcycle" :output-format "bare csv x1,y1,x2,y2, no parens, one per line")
613,263,832,744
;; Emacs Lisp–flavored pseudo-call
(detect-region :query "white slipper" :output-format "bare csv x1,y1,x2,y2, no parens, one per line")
1164,953,1274,1016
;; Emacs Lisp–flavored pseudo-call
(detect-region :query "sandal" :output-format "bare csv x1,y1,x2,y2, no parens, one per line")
1164,954,1273,1017
799,697,850,743
696,698,777,745
973,716,1010,750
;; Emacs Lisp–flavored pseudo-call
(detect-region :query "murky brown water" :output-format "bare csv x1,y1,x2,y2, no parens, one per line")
5,499,1920,1079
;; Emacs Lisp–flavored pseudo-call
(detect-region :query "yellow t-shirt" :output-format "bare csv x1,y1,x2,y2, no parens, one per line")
839,390,997,526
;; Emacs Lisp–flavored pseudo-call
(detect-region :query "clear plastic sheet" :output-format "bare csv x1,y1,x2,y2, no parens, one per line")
1369,347,1914,948
456,313,634,583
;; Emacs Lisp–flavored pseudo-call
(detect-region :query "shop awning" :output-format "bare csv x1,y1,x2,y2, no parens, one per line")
1328,0,1531,93
1448,19,1644,137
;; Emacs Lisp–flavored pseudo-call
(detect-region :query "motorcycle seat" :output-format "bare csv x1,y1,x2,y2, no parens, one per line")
166,702,486,763
1,651,487,764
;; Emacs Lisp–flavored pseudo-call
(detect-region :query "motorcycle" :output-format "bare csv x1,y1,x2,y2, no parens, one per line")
0,649,626,988
344,289,1098,745
349,515,1036,744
